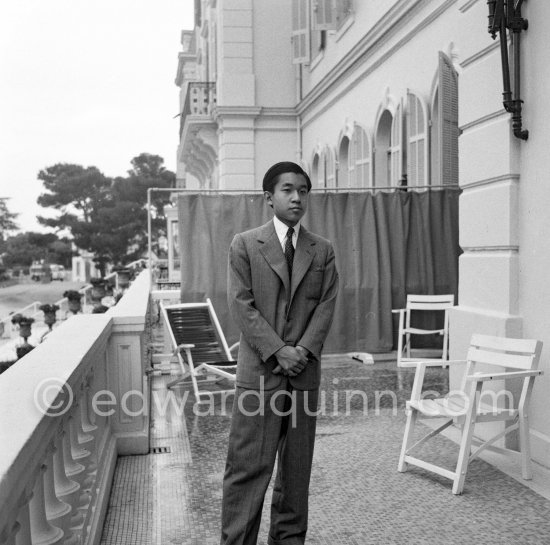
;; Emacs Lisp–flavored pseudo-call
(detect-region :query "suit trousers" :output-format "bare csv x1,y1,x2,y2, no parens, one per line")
220,379,319,545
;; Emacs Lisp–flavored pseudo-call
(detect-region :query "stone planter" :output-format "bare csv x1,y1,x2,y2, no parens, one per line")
43,311,57,330
116,269,131,289
39,304,59,331
91,279,107,303
67,299,82,315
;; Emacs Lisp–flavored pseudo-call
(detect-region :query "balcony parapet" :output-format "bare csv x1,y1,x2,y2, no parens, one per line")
179,81,217,137
0,270,151,545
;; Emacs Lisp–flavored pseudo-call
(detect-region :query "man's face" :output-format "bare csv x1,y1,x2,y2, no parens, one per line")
264,172,309,227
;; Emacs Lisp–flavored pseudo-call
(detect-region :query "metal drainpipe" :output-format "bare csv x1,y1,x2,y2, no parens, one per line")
296,64,303,164
147,188,152,287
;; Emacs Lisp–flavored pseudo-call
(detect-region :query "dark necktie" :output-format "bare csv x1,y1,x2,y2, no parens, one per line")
284,227,295,278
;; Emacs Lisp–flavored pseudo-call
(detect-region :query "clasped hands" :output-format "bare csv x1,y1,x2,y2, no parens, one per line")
272,345,309,377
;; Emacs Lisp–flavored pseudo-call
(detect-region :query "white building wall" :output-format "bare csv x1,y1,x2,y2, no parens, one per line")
515,0,550,463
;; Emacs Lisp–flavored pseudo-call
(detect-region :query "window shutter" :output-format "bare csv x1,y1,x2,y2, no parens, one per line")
390,101,403,186
292,0,311,64
326,147,336,187
407,90,429,186
438,52,459,186
312,0,336,30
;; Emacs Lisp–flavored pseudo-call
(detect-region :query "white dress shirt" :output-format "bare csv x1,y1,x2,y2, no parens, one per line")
273,216,300,251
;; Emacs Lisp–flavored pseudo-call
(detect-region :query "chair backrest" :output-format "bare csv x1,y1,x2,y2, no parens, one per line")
406,294,455,311
467,334,542,371
162,299,233,364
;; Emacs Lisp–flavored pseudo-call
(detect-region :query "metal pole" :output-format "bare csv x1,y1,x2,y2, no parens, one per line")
147,188,153,286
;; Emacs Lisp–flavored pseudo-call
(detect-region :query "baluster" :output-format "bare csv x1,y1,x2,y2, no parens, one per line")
52,432,80,506
68,413,95,545
79,390,99,511
68,414,92,488
61,423,90,509
14,498,31,545
44,447,76,544
81,374,98,434
53,431,85,539
28,465,63,545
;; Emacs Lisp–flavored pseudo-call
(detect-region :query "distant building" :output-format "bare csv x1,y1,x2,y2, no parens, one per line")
175,1,550,470
72,247,96,283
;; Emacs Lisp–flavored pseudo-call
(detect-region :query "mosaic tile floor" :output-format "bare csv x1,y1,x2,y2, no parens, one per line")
100,356,550,545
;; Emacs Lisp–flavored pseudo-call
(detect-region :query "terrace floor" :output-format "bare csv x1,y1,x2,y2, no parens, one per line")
99,356,550,545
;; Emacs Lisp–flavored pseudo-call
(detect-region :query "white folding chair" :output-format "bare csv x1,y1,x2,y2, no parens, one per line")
392,294,455,367
397,334,543,494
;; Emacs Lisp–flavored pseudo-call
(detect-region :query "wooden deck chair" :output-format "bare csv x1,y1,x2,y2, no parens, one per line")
397,334,543,494
161,299,237,403
392,294,455,367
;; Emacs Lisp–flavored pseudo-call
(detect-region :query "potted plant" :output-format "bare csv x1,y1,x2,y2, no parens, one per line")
39,303,60,330
90,277,107,302
63,290,83,315
113,267,131,289
11,314,35,340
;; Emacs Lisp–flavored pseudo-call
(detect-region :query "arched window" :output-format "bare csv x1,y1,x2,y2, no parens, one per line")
338,136,350,187
431,52,459,186
351,124,371,187
374,110,392,187
407,90,429,187
325,146,336,187
311,152,321,187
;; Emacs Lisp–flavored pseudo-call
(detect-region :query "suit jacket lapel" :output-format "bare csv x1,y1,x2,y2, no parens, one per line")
289,227,316,306
257,221,290,294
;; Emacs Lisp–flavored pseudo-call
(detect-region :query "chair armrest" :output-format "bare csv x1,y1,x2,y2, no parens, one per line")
467,370,543,382
175,343,195,356
399,359,466,369
228,342,240,352
391,309,404,314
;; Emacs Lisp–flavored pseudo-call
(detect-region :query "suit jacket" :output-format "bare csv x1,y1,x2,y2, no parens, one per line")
227,219,339,390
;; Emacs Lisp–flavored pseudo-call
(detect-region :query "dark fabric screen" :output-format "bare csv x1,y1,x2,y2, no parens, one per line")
178,189,460,354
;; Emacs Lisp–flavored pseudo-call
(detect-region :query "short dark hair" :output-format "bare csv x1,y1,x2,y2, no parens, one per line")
262,161,312,193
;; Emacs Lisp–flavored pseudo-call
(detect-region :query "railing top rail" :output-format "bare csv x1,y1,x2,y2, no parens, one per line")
147,185,460,194
1,301,42,323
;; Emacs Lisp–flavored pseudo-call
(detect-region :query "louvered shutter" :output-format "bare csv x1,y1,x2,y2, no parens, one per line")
390,101,403,186
312,0,336,30
438,52,459,186
292,0,311,64
326,147,336,187
407,90,429,186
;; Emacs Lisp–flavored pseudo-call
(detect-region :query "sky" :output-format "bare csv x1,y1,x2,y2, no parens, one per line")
0,0,194,232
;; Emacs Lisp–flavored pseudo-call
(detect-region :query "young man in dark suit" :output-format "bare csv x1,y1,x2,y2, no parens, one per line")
220,162,339,545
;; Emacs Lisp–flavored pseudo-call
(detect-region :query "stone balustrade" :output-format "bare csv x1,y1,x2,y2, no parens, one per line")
0,270,151,545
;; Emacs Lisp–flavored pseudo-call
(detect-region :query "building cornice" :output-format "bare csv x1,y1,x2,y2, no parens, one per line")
214,106,262,118
175,52,198,86
298,0,457,125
